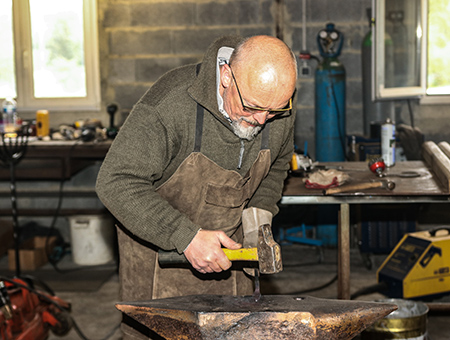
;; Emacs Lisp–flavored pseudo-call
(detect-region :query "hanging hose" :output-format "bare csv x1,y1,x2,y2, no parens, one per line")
0,132,29,277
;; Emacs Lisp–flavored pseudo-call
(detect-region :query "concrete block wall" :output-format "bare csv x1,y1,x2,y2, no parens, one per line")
99,0,373,158
98,0,449,158
100,0,275,121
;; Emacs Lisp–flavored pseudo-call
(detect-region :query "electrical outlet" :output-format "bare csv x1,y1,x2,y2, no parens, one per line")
300,63,311,78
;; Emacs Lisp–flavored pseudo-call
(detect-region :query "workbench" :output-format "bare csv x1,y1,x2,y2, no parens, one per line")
0,139,112,216
281,160,450,300
0,139,112,180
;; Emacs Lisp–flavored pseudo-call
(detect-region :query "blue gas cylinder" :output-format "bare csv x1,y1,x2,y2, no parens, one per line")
315,23,346,162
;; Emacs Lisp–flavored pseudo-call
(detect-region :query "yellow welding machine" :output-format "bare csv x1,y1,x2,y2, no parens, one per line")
377,227,450,299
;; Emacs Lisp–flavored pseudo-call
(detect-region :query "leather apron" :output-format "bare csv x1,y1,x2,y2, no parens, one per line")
117,104,271,312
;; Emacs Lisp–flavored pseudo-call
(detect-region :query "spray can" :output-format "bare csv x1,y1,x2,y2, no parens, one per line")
381,118,395,167
36,110,50,139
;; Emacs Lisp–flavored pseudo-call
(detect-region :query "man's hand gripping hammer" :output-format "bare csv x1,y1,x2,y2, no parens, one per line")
157,224,283,274
225,223,283,274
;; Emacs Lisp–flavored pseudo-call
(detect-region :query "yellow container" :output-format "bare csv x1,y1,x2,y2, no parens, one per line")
362,299,428,339
36,110,49,138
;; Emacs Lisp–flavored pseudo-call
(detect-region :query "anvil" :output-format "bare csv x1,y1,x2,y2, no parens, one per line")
116,295,397,340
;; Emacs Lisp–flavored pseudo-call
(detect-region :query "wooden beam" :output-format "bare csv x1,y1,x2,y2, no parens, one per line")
422,141,450,192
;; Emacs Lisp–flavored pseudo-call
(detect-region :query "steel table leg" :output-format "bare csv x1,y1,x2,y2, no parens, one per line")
338,203,350,299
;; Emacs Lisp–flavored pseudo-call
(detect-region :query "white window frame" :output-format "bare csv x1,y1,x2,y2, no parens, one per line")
371,0,428,101
372,0,450,105
12,0,100,112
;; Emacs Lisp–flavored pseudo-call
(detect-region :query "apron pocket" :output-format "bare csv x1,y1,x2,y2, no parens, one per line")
205,183,249,208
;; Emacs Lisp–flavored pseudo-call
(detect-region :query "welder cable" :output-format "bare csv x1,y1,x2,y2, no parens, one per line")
288,274,338,295
45,141,81,273
0,276,69,312
44,140,119,274
407,99,415,128
405,99,423,157
71,318,121,340
350,282,388,300
19,274,55,296
309,55,321,63
0,276,120,340
283,260,336,268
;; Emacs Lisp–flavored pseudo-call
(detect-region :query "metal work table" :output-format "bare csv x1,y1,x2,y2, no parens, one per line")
281,161,450,299
0,138,111,180
0,138,112,216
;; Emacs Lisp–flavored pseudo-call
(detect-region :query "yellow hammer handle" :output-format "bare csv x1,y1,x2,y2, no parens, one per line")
223,247,258,261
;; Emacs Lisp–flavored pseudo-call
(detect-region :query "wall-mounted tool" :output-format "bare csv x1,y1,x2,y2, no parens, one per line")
158,224,282,275
106,103,119,139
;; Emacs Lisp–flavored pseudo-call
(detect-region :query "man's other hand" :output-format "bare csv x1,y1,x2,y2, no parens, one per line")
184,229,241,274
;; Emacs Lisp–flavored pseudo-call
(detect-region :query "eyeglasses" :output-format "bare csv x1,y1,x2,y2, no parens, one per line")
229,66,292,116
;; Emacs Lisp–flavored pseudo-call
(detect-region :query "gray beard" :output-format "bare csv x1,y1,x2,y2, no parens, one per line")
231,118,262,141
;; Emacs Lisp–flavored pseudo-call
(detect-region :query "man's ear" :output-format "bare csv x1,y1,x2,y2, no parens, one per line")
220,64,232,88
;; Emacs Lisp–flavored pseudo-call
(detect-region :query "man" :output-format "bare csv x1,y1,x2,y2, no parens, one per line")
96,34,297,339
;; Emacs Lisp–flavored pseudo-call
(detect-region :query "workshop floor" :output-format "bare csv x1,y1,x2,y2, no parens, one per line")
2,206,450,340
34,244,448,340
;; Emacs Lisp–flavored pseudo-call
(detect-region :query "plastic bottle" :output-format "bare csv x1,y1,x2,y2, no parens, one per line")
2,97,17,133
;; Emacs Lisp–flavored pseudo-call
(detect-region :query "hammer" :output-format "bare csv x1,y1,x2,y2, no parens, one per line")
324,180,395,195
158,224,283,274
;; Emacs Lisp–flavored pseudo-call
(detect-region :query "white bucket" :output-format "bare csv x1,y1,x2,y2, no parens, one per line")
69,215,115,266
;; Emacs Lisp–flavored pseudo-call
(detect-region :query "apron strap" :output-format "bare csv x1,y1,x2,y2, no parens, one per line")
260,124,270,150
194,104,204,153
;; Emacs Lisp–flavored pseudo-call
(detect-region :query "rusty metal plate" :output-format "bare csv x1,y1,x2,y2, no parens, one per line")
116,295,397,340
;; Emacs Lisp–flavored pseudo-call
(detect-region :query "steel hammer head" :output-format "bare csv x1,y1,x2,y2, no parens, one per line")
382,180,396,190
257,224,283,274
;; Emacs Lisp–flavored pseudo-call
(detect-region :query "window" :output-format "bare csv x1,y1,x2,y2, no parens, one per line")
372,0,450,104
426,0,450,98
0,0,100,112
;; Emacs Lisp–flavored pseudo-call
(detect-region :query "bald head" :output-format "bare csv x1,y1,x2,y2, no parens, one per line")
229,36,297,111
230,35,297,73
219,35,297,140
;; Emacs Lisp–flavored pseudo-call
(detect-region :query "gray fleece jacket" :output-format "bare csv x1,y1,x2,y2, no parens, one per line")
96,35,296,253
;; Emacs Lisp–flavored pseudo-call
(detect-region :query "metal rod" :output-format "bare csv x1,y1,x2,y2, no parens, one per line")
253,268,261,302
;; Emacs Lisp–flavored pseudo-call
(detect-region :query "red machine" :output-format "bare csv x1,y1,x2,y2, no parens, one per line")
0,277,72,340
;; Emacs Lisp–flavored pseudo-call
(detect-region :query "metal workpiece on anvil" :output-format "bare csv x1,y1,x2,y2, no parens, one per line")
116,295,397,340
